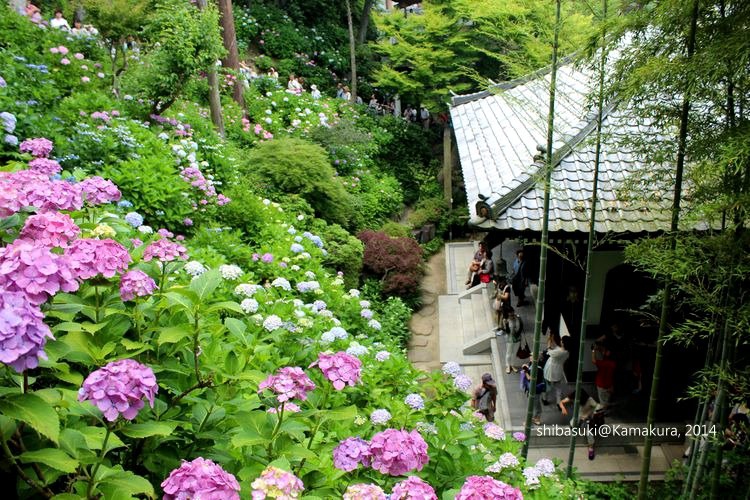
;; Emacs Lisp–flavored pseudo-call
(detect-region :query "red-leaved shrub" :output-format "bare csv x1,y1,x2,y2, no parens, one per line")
358,230,424,297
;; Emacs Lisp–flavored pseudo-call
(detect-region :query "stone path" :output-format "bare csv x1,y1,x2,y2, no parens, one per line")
407,248,445,372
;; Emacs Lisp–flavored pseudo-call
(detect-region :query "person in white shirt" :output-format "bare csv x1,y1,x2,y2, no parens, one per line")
49,9,70,30
542,330,570,405
310,84,321,99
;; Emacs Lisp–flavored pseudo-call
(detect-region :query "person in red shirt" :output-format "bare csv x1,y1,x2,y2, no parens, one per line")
592,343,616,409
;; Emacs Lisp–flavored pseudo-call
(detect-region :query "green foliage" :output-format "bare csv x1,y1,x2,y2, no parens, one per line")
83,0,148,50
311,220,364,289
378,221,411,238
372,0,594,108
378,296,413,348
243,138,354,227
122,0,225,114
408,196,449,230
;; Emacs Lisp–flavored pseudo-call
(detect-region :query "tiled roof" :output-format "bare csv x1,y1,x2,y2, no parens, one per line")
450,57,680,234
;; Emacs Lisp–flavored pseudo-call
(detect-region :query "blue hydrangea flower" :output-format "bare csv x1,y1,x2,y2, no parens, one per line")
442,362,462,377
360,309,374,319
290,243,304,253
287,226,296,235
296,281,320,293
346,342,368,357
368,319,382,331
311,300,327,311
118,200,134,208
294,235,303,243
320,330,336,343
263,315,283,331
124,212,144,228
375,350,390,362
404,394,425,410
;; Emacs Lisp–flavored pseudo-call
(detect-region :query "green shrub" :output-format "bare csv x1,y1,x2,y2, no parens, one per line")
408,196,449,229
243,138,353,227
379,221,411,238
312,221,364,289
101,154,192,229
214,181,268,242
379,296,414,348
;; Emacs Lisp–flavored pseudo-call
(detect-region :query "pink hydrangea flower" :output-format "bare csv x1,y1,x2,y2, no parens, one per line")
162,457,240,500
19,137,53,157
50,47,59,54
484,422,505,440
455,476,523,500
258,366,316,403
142,239,188,262
22,177,84,212
79,176,121,205
20,212,80,248
390,476,437,500
333,437,372,472
310,351,361,390
119,269,157,301
57,46,69,55
81,76,90,83
0,239,79,304
60,58,70,65
369,429,429,476
343,484,387,500
250,466,304,499
217,193,231,205
74,52,84,60
0,291,55,373
65,238,131,280
28,157,62,175
130,238,143,248
157,228,174,239
78,359,158,421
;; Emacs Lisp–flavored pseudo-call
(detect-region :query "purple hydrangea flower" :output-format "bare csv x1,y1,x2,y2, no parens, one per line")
404,394,425,411
486,452,520,473
162,457,240,500
456,476,523,499
19,137,53,157
375,350,390,362
535,458,555,476
250,466,304,499
312,300,327,312
258,366,316,403
523,466,541,487
453,374,473,391
119,270,157,301
368,319,382,330
0,291,55,373
333,437,372,472
0,239,79,304
484,422,506,440
28,157,61,175
78,359,158,421
296,280,320,293
513,431,526,442
261,252,274,263
360,309,373,319
390,476,437,500
310,351,361,390
369,429,429,476
442,362,461,377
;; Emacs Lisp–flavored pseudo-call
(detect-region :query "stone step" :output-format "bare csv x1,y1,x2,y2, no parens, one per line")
445,242,477,295
438,295,491,365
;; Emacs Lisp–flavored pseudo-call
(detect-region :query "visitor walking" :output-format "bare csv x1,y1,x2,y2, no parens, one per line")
420,106,430,129
504,308,523,374
471,373,498,422
493,276,512,331
542,331,569,405
521,361,545,425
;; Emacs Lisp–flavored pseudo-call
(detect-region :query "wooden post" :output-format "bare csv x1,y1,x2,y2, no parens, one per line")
443,124,452,205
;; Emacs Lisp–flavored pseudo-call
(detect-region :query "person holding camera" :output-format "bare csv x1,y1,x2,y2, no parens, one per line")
542,330,569,405
503,307,523,374
521,361,545,425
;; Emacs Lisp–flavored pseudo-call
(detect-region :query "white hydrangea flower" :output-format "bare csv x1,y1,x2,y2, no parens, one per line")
184,261,207,276
137,225,153,234
346,342,368,357
234,284,263,297
240,298,259,314
348,289,360,298
271,277,291,291
219,264,243,280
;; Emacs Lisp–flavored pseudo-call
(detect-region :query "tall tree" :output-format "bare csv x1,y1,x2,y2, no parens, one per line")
216,0,245,108
197,0,225,137
357,0,376,45
346,0,358,102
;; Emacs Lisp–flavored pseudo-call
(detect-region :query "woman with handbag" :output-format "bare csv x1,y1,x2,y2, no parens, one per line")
559,388,602,460
504,308,524,374
471,373,498,422
465,242,488,288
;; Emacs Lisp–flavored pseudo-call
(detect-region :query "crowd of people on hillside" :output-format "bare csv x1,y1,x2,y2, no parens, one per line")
12,1,98,36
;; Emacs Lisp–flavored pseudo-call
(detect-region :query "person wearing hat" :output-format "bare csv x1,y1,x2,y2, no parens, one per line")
310,84,321,99
471,373,498,422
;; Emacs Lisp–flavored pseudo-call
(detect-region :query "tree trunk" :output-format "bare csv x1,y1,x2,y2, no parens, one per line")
636,1,699,497
197,0,225,137
566,0,608,476
217,0,245,108
357,0,375,46
521,0,561,460
346,0,358,103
